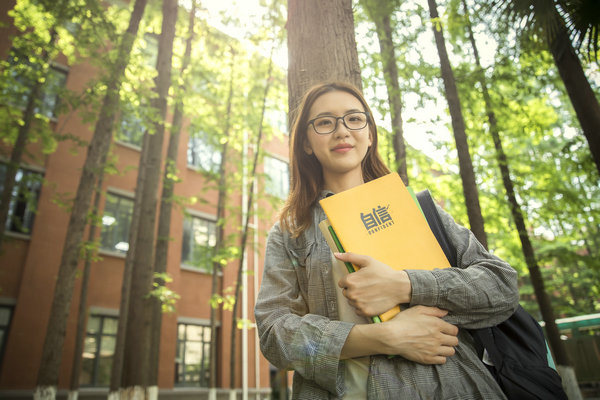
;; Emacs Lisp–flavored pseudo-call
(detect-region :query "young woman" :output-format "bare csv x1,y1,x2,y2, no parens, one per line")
255,81,519,399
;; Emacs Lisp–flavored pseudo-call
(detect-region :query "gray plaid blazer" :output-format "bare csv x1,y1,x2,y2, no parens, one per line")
255,192,518,399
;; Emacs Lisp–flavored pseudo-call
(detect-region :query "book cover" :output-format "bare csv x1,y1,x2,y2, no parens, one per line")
318,172,451,322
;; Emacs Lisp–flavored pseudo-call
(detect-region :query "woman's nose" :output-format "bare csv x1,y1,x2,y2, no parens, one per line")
333,119,351,138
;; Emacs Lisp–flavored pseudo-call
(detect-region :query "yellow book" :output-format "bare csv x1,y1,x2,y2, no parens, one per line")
318,172,451,322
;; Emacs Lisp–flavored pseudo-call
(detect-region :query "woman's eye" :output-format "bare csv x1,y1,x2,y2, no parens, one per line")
316,119,333,127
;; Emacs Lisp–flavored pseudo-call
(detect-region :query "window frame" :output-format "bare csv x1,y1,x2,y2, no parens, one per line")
0,303,14,373
263,154,290,199
2,51,69,120
0,162,44,238
79,313,118,387
187,131,222,174
115,105,145,149
100,189,134,257
265,107,288,136
175,320,214,387
40,63,68,119
180,210,217,273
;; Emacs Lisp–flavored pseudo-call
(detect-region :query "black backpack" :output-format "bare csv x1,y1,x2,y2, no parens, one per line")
416,189,568,400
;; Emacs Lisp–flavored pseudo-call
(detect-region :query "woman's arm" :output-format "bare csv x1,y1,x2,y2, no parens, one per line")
335,205,519,329
406,204,519,328
255,223,352,395
341,305,459,364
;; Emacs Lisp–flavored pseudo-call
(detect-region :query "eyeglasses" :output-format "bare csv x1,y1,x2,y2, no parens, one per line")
307,111,369,135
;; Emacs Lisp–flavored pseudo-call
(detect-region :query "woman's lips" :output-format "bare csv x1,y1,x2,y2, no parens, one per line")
332,144,353,153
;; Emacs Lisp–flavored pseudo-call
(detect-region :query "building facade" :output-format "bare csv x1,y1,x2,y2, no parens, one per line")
0,1,290,397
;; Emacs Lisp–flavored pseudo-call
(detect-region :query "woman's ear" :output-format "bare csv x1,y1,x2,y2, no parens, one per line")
304,141,313,155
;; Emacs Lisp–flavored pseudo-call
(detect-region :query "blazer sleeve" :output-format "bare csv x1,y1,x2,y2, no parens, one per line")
254,223,353,396
405,205,520,329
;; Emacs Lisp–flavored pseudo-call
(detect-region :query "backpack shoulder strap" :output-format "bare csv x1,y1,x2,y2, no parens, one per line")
416,189,458,268
416,189,488,356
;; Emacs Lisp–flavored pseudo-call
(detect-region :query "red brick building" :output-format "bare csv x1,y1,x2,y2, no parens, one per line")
0,1,290,397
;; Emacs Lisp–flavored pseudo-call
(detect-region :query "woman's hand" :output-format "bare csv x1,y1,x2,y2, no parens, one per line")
340,306,459,364
335,252,411,317
381,306,459,363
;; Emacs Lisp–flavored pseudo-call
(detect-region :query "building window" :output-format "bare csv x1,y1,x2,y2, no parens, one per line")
80,315,118,387
101,193,134,253
181,214,216,272
141,33,159,68
117,105,144,147
264,156,289,198
187,132,221,174
265,108,288,135
0,306,13,369
175,323,212,386
2,52,68,119
0,164,43,235
39,66,68,118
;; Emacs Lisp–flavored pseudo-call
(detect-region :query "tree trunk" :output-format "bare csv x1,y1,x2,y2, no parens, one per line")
68,161,106,399
427,0,488,249
229,43,275,391
148,0,195,388
121,0,176,395
287,0,362,118
361,0,408,185
542,11,600,177
462,4,581,397
0,29,57,249
35,1,147,397
109,132,150,399
209,49,235,394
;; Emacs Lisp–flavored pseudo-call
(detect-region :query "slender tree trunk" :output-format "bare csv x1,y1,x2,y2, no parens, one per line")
121,1,176,397
539,7,600,177
149,0,194,387
209,49,235,396
0,29,57,249
35,1,147,398
427,0,488,249
378,14,408,186
462,4,581,397
229,44,275,390
361,0,408,185
287,0,362,118
68,159,106,400
109,132,150,399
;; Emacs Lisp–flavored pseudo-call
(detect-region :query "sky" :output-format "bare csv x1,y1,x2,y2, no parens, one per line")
198,0,500,160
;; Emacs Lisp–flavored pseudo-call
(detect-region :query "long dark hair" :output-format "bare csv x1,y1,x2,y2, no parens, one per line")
280,81,390,237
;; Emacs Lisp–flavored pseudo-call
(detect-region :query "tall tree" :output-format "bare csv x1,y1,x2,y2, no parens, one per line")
208,47,235,398
109,133,149,399
427,0,488,249
120,0,177,397
34,0,148,398
360,0,408,185
287,0,362,116
148,0,196,390
229,41,278,394
68,156,106,400
460,2,582,398
491,0,600,176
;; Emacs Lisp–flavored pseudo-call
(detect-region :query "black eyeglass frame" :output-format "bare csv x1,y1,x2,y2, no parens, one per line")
307,111,370,135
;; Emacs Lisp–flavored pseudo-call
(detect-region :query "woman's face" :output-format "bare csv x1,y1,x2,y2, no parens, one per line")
303,90,372,190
